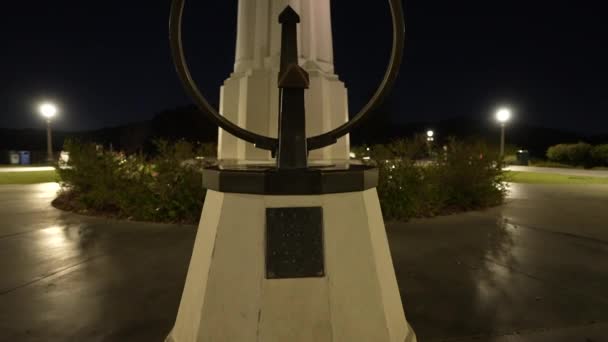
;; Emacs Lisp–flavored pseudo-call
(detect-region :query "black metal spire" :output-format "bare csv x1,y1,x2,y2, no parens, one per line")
277,6,309,169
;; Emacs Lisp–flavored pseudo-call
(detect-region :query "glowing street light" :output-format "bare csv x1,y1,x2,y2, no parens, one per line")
426,130,435,142
40,103,58,119
39,102,58,162
495,108,511,158
496,108,511,124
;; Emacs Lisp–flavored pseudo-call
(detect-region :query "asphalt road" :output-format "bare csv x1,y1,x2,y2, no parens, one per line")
0,183,607,341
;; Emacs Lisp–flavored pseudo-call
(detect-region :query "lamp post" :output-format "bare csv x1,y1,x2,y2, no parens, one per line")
40,103,58,163
426,130,435,156
496,108,511,159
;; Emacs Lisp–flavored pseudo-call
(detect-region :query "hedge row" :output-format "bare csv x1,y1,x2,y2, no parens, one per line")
56,138,507,224
546,143,608,168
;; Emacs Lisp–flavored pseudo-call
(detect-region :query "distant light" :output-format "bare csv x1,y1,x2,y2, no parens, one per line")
496,108,512,123
363,156,371,161
40,103,58,119
349,152,356,159
366,147,371,151
427,130,434,138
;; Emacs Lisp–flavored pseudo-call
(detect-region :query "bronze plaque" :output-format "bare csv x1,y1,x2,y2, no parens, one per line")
266,207,324,279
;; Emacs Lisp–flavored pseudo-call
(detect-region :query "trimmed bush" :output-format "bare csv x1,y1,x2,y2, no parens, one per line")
547,142,596,168
567,142,593,167
546,144,570,164
373,138,506,221
56,139,212,223
591,144,608,166
57,139,506,224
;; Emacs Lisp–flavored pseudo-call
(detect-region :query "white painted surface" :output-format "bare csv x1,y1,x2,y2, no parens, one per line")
218,0,350,162
170,191,224,342
167,190,417,342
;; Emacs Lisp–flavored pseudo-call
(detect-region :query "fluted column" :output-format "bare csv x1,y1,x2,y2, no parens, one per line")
234,0,255,72
220,0,349,162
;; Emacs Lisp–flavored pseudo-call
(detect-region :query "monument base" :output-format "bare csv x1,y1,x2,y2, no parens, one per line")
166,188,417,342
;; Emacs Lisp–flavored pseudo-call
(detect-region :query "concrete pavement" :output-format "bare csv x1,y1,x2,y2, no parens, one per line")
0,183,607,341
390,183,608,341
0,166,55,173
0,183,196,342
506,165,608,178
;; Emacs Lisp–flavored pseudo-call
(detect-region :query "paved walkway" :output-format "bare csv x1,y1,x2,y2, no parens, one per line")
0,183,607,341
507,165,608,178
0,166,55,172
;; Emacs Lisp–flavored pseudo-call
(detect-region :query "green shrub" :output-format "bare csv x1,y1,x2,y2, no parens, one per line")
370,143,395,161
435,139,506,210
58,140,131,213
57,139,208,223
547,142,593,167
547,144,570,164
376,160,428,221
591,144,608,166
372,138,506,221
390,136,429,160
59,138,506,224
150,140,207,223
567,142,593,167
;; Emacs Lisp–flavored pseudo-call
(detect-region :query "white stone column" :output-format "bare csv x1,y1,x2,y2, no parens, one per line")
218,0,350,163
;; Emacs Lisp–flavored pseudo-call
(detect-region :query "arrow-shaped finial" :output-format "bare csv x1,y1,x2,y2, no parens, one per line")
279,6,301,24
279,64,310,89
276,5,308,169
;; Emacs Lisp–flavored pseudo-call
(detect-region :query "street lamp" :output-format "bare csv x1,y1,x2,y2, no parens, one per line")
39,103,58,163
426,130,435,157
495,108,511,159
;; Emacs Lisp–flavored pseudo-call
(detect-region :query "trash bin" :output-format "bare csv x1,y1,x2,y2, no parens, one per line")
18,151,31,165
9,151,20,165
516,150,530,166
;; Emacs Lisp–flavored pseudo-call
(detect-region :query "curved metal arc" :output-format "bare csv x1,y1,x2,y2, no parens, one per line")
169,0,278,152
169,0,405,152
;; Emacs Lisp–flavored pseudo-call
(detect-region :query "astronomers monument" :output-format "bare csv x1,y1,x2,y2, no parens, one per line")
166,0,417,341
219,0,349,162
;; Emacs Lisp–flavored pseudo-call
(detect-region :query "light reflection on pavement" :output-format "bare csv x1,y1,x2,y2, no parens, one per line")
389,183,608,341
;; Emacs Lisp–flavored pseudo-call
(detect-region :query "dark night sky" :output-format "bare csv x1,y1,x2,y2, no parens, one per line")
1,1,607,134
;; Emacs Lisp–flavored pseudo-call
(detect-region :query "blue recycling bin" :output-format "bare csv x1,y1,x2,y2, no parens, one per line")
18,151,31,165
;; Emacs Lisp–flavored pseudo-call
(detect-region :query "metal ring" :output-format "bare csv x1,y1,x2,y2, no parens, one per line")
169,0,405,152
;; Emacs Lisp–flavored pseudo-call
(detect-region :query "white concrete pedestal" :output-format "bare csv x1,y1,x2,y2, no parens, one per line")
166,189,417,342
